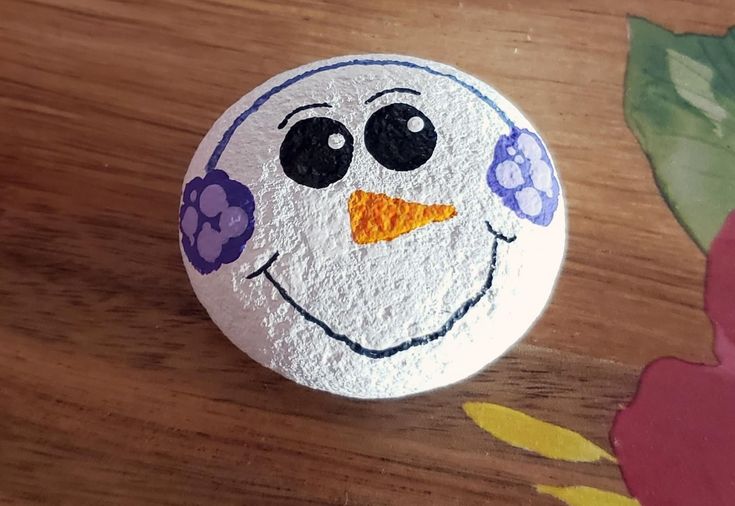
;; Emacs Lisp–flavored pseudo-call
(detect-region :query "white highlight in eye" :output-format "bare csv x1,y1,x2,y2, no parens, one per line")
407,116,425,133
328,133,346,150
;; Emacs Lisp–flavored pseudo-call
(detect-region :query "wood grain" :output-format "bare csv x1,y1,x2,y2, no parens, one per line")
1,0,731,504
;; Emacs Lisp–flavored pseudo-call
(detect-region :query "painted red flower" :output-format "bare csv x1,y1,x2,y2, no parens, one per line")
611,211,735,506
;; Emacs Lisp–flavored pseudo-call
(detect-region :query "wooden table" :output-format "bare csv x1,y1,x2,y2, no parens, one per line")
1,1,728,504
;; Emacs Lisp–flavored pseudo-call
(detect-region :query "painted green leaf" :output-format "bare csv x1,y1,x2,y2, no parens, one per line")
536,485,640,506
625,17,735,251
462,402,616,463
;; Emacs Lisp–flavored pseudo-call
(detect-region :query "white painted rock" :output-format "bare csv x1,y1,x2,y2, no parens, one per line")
179,55,566,399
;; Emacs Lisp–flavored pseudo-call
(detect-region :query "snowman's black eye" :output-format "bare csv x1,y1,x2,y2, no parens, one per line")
279,117,354,189
364,103,437,172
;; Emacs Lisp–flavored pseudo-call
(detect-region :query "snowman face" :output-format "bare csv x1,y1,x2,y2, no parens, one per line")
180,55,565,399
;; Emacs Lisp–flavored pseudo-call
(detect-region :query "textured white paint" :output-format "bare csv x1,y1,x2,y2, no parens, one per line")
181,54,566,399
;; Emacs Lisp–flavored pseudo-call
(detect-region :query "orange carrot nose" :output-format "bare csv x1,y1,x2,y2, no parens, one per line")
348,190,457,245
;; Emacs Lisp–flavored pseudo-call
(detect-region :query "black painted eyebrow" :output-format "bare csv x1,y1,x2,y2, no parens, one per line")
278,102,332,129
364,87,421,104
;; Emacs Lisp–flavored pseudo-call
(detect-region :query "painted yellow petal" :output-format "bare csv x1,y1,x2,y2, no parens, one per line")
536,485,640,506
462,402,616,463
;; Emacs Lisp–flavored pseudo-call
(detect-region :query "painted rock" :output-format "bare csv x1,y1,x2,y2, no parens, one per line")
179,55,566,399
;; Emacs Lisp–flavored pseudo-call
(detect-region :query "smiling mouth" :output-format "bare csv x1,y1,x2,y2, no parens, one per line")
246,222,515,359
